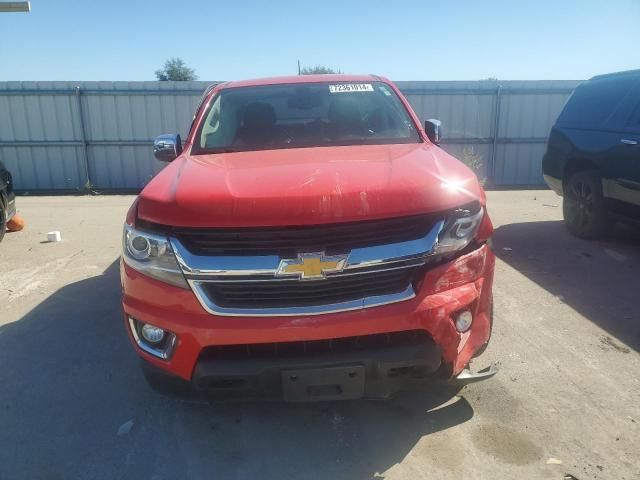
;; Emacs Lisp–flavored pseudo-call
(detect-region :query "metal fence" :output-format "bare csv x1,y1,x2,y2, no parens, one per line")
0,80,580,192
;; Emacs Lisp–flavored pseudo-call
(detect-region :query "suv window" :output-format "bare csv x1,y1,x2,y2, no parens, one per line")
192,82,421,154
557,77,637,129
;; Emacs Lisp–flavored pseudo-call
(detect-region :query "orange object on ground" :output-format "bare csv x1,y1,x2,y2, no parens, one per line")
7,214,25,232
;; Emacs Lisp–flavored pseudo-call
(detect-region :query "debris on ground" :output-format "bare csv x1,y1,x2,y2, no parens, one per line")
542,203,559,207
503,247,513,251
117,419,134,436
600,335,631,354
546,457,563,465
47,231,62,243
7,214,26,232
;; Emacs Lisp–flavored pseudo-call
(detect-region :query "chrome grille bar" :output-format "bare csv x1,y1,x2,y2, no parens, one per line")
171,220,443,278
189,282,416,317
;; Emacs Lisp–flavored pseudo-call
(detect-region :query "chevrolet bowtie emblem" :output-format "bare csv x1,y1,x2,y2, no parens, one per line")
276,253,348,280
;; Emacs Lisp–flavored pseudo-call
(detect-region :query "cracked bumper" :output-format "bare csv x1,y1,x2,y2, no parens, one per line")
121,244,495,393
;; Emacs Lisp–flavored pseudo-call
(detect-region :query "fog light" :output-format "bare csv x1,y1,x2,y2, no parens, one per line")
455,310,473,332
141,323,166,344
128,317,177,360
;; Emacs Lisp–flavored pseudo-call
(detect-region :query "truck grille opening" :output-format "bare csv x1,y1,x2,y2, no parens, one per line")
172,214,441,256
199,330,434,361
200,267,417,309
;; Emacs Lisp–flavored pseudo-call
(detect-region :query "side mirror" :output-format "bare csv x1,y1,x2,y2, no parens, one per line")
153,134,182,162
424,119,442,146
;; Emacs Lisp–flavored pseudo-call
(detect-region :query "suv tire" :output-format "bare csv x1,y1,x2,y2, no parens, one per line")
563,170,612,239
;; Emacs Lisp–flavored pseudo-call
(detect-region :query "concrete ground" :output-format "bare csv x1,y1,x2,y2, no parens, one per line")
0,191,638,480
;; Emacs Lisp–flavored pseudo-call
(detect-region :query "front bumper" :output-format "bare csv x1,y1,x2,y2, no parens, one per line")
193,333,443,401
121,244,495,396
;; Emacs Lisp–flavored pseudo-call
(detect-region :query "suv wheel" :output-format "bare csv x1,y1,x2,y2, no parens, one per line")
563,170,612,239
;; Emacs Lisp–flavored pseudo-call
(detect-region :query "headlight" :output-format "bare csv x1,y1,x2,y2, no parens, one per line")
122,224,188,289
433,205,484,255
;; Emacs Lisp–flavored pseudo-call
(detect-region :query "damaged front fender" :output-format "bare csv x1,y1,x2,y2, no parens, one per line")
415,244,496,377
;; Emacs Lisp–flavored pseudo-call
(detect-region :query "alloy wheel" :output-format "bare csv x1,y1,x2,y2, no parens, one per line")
565,180,594,228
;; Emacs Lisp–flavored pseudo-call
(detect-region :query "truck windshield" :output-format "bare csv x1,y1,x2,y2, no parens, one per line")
192,82,421,153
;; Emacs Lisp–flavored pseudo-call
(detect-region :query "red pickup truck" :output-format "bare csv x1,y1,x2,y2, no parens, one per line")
121,75,496,401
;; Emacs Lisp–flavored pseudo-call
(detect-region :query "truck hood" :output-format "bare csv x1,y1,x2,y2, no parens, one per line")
137,143,484,227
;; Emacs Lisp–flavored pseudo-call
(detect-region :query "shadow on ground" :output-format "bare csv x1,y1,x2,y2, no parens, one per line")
493,220,640,351
0,260,471,480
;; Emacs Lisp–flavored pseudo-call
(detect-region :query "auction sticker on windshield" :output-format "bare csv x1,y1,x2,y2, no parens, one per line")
329,84,374,93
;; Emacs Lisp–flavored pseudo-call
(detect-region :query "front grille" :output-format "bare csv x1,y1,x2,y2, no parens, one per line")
201,267,417,309
173,213,440,256
199,330,433,361
163,204,481,314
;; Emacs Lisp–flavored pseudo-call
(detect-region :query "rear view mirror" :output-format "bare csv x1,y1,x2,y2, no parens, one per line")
424,119,442,146
153,134,182,162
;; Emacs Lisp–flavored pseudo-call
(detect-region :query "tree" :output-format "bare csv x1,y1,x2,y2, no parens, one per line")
155,57,198,81
299,65,342,75
461,146,486,185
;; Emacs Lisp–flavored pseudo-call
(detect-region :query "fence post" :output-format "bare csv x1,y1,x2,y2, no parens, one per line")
75,86,91,192
489,84,502,186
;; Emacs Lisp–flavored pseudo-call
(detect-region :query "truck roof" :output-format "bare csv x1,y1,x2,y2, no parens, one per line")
223,74,385,89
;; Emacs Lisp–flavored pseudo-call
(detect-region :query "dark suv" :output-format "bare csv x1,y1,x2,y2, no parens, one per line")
0,159,16,242
543,70,640,238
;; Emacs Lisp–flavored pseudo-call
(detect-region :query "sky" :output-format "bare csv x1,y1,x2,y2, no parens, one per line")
1,0,639,82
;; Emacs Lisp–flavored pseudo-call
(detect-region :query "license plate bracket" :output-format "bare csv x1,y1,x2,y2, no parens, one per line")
281,365,365,402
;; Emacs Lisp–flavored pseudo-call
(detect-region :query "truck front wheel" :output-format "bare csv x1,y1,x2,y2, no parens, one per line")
0,202,6,243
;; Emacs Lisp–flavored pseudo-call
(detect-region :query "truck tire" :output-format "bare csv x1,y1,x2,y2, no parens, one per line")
0,201,6,243
563,170,612,239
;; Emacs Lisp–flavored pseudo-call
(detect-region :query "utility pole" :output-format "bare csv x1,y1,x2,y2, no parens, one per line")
297,60,301,75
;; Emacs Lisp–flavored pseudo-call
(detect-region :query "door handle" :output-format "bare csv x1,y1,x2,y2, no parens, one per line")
621,138,638,145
